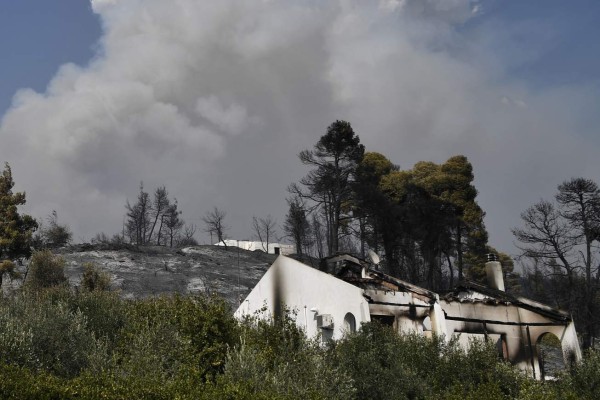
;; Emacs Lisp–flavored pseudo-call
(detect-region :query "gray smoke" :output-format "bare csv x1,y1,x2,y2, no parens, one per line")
1,0,598,254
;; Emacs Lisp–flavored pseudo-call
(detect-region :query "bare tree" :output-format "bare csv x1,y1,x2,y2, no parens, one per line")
513,178,600,348
252,215,277,252
125,183,151,245
203,207,228,249
177,223,198,247
147,186,170,245
124,183,187,247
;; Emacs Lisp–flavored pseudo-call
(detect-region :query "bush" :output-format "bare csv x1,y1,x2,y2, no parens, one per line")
433,337,523,399
0,290,100,377
118,294,239,381
333,322,526,400
0,312,35,367
218,310,355,400
562,349,600,399
80,262,111,292
31,210,72,249
25,250,67,289
66,289,126,344
334,322,433,399
2,292,599,399
0,364,70,399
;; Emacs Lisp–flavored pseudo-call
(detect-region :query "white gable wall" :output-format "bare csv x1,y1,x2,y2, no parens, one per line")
235,256,370,340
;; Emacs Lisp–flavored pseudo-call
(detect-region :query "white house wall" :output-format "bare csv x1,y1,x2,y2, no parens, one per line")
235,256,370,340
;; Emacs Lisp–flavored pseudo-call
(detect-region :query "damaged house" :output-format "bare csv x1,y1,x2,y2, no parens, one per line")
235,253,581,380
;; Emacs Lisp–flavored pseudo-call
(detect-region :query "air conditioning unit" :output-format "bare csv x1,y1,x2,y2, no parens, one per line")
316,314,334,330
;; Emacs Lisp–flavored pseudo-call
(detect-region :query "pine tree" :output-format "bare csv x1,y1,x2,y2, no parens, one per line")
290,120,364,255
0,163,38,288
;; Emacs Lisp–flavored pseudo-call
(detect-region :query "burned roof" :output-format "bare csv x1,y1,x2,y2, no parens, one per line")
444,280,571,323
322,253,438,303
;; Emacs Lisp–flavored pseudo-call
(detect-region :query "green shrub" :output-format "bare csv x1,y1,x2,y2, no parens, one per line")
0,312,35,367
218,310,355,400
433,336,523,399
334,322,433,399
80,262,111,292
0,364,71,400
116,294,239,381
25,250,67,289
3,291,599,399
66,289,126,344
561,349,600,399
333,322,526,400
237,308,306,369
0,289,105,378
24,299,97,377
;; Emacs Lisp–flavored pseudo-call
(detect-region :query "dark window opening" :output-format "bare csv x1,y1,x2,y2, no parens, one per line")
496,334,509,360
371,314,395,327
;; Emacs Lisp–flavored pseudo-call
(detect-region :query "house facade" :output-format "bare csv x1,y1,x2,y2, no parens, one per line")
235,253,582,380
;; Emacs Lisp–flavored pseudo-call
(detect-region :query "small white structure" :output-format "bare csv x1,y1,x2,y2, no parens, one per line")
215,240,295,255
236,253,582,380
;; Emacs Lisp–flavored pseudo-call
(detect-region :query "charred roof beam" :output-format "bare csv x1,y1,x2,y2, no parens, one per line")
445,314,569,327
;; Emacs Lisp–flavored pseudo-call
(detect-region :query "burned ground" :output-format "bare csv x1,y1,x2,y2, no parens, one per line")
4,244,276,307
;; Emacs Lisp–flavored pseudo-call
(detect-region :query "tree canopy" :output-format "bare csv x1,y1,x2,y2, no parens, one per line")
0,163,38,287
288,122,493,290
352,154,488,289
290,120,365,255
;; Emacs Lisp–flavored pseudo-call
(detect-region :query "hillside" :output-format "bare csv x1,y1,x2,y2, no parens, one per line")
6,244,278,308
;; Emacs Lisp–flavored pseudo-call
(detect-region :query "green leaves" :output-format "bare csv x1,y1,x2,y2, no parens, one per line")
0,163,38,286
355,154,489,286
25,250,67,290
0,291,598,399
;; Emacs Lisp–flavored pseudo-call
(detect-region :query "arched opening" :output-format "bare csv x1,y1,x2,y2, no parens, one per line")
343,312,356,333
537,332,565,380
421,316,433,338
422,316,431,331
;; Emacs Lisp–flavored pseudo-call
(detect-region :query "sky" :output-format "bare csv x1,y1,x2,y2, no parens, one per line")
0,0,599,260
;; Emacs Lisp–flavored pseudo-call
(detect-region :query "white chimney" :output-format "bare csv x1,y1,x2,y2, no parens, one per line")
485,253,505,291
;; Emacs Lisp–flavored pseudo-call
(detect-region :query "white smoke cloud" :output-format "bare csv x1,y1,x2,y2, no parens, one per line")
90,0,118,13
1,0,598,254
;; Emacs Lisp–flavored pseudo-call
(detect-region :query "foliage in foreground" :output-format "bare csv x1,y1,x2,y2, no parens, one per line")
1,289,600,399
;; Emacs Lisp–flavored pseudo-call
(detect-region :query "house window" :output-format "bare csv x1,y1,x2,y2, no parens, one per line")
497,334,509,361
343,312,356,333
371,314,395,327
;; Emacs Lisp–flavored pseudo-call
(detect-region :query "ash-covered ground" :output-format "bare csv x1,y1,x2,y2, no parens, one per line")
5,244,277,308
